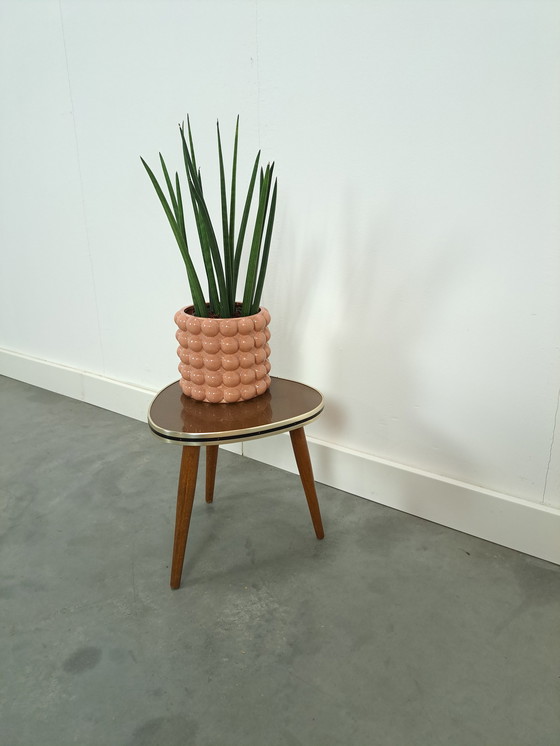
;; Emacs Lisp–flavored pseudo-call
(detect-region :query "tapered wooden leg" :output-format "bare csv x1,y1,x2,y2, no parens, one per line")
205,445,219,503
289,427,325,539
170,446,200,589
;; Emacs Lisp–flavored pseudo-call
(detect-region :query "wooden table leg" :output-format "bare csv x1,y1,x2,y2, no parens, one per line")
289,427,325,539
170,445,200,589
205,445,219,503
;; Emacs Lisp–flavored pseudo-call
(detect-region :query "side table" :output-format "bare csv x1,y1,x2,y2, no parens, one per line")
148,377,325,589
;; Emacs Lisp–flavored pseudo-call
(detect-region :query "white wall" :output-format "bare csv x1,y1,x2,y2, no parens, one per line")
1,1,559,558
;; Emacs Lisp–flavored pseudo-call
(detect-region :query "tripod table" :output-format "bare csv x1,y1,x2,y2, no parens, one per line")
148,377,325,589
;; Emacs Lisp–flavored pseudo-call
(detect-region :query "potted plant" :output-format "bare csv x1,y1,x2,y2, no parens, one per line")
141,117,277,403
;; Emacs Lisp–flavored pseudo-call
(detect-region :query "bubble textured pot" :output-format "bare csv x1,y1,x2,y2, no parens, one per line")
174,305,272,403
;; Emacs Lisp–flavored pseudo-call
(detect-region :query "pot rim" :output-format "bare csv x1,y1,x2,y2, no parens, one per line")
180,303,267,320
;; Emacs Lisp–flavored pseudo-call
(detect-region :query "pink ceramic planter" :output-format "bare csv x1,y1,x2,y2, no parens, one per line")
174,305,272,403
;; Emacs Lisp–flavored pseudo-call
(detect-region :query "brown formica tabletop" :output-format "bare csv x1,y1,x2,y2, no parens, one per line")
148,377,324,446
148,376,325,589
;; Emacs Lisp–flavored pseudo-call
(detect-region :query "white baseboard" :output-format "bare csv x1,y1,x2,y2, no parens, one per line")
2,346,558,565
244,433,560,566
0,347,157,420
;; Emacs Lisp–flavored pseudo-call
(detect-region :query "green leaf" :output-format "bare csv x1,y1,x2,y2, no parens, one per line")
234,150,260,287
174,171,186,242
186,115,198,176
241,164,273,316
179,122,196,183
251,177,277,314
229,116,239,301
217,120,232,311
159,153,178,217
180,124,228,315
175,175,207,317
195,202,221,314
189,174,229,316
141,156,207,316
141,157,183,252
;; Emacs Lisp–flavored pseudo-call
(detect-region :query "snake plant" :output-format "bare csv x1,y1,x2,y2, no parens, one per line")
141,117,277,318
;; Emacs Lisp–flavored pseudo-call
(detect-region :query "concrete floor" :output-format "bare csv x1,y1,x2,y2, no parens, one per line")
1,375,559,746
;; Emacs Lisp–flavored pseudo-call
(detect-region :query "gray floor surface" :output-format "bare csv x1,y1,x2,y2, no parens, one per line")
1,375,559,746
